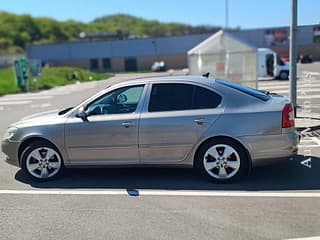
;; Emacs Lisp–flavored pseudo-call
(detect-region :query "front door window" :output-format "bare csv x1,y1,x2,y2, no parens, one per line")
85,85,144,116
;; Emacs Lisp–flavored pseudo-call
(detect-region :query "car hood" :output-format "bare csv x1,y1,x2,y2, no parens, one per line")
21,109,60,121
13,109,62,127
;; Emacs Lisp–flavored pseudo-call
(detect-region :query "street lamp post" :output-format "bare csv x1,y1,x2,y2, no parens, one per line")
225,0,229,29
289,0,298,116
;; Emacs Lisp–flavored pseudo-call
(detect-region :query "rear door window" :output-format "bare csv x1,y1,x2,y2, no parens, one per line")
148,83,221,112
149,83,194,112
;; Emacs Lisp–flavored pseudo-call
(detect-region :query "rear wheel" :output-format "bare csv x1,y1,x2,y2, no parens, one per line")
279,71,289,80
195,138,249,183
20,141,64,182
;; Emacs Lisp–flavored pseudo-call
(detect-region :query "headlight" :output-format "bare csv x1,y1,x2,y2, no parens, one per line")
2,127,18,140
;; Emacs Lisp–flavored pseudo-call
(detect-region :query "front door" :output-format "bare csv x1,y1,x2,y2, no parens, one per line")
65,85,145,165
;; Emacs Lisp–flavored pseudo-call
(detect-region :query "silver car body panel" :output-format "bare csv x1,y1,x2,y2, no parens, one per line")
1,76,298,168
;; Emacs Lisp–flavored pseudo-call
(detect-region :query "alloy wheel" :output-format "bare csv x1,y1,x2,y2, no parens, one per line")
203,144,240,180
26,147,62,179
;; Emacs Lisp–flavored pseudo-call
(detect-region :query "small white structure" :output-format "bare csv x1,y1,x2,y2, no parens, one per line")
188,30,258,88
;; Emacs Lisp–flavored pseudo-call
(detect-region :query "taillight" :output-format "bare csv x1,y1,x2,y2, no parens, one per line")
282,103,295,128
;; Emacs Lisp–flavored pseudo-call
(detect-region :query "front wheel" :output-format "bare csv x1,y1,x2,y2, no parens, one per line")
195,138,249,183
20,141,64,182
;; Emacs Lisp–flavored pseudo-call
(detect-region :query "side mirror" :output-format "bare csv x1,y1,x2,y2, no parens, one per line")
76,106,88,121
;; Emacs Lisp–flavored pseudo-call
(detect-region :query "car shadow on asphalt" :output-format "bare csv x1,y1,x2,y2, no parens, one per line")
14,154,320,191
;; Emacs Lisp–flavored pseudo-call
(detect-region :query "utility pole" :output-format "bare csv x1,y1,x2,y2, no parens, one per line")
225,0,229,29
289,0,298,116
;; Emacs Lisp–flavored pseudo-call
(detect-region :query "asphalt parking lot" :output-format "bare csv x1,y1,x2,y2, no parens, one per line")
1,68,320,240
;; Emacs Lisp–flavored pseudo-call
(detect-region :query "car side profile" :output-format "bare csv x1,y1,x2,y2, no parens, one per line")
1,76,299,182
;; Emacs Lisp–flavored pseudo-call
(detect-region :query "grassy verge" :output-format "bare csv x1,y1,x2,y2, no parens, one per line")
0,68,20,96
0,67,114,96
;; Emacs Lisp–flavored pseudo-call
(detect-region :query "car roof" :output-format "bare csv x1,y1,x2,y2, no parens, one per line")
111,75,216,87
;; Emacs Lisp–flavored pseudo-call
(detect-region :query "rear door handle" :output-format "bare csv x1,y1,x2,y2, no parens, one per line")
194,118,208,125
122,121,135,128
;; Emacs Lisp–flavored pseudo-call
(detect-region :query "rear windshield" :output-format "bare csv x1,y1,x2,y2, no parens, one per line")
216,80,271,101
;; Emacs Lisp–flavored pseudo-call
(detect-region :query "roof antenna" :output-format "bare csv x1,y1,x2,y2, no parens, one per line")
202,72,210,78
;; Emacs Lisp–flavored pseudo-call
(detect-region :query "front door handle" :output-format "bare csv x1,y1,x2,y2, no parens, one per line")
122,121,135,128
194,118,208,125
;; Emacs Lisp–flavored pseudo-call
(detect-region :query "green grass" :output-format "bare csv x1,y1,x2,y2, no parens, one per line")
0,67,114,96
0,67,19,96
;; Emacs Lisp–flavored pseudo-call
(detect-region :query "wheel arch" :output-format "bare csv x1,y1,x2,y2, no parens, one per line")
18,136,60,165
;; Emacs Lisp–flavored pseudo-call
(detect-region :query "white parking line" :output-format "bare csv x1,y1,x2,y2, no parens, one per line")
0,100,32,105
1,95,52,100
1,189,320,197
298,95,320,99
285,237,320,240
260,84,320,90
275,89,320,94
30,103,52,108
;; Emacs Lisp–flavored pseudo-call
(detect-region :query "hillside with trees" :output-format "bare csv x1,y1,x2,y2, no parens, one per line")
0,11,220,55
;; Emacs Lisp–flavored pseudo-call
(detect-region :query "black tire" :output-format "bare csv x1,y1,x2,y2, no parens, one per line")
279,71,289,80
195,138,250,183
20,140,65,182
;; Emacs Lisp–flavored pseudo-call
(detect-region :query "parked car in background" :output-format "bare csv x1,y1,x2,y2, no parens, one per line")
281,55,290,62
151,61,166,72
298,54,313,63
1,76,298,183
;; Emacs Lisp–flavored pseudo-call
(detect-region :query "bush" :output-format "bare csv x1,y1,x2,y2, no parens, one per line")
0,67,19,95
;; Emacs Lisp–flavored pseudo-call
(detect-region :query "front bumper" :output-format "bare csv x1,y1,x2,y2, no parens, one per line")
240,130,299,167
1,139,20,167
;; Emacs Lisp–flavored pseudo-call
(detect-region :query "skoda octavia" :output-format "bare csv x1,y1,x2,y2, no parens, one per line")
1,76,298,182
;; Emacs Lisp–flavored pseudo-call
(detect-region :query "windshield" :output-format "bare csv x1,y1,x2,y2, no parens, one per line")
216,80,271,101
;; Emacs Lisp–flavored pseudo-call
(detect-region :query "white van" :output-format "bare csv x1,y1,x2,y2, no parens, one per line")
257,48,289,80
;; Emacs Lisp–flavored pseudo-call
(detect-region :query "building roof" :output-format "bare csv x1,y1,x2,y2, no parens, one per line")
26,34,212,61
26,24,318,62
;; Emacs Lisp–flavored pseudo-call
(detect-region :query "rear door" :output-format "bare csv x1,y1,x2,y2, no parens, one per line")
139,82,223,164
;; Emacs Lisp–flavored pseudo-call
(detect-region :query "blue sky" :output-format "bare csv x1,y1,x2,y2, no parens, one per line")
0,0,319,29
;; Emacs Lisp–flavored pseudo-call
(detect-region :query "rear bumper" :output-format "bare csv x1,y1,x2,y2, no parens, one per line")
239,130,299,167
1,139,20,167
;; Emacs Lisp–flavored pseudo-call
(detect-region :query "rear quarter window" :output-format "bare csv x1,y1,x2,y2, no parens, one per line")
193,86,222,109
216,80,271,101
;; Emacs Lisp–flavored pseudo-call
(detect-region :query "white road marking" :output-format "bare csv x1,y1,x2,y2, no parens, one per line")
260,84,320,90
298,145,320,148
1,95,52,100
30,103,52,108
1,189,320,197
298,95,320,99
310,137,320,146
0,100,32,105
258,80,319,86
285,237,320,240
274,89,320,94
40,103,52,108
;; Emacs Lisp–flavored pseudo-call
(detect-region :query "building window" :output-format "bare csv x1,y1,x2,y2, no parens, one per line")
102,58,111,70
90,59,99,70
124,57,137,71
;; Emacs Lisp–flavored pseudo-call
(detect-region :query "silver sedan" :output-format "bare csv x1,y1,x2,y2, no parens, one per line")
1,76,299,182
